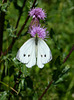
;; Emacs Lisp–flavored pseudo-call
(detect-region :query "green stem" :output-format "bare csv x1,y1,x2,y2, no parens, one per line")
0,81,18,94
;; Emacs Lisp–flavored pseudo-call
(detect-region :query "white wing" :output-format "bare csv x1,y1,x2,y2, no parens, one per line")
37,38,52,68
16,38,36,68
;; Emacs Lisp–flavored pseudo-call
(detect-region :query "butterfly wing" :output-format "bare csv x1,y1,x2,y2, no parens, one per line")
16,38,36,68
37,38,52,68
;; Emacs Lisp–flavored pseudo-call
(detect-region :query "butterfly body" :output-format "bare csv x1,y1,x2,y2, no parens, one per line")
16,37,52,68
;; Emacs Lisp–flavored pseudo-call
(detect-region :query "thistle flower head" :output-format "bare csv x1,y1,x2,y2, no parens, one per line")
29,8,46,20
30,26,48,39
29,17,39,30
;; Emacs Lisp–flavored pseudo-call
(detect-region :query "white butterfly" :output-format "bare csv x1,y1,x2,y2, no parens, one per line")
16,37,52,68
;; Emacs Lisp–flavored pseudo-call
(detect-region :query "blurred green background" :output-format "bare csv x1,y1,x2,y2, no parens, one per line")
0,0,74,100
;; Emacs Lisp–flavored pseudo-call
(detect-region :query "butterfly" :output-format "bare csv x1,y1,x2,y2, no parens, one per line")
16,37,52,68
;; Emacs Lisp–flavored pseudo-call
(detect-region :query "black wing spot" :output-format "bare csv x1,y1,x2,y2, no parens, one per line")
44,54,46,57
28,55,30,57
41,55,43,57
24,54,26,57
50,56,51,59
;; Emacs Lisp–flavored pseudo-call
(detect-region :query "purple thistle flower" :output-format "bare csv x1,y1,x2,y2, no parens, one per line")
29,8,46,20
30,26,48,39
29,17,39,30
